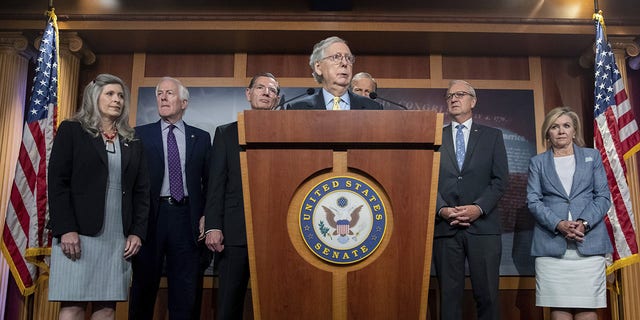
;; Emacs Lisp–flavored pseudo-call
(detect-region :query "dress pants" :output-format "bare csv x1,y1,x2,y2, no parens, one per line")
433,231,502,320
129,201,199,320
216,245,250,320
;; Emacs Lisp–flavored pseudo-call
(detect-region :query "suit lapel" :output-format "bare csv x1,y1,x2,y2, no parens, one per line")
90,135,108,167
149,121,165,165
120,136,131,174
569,145,586,198
462,123,483,172
543,150,569,198
315,91,326,110
184,123,197,165
348,92,362,110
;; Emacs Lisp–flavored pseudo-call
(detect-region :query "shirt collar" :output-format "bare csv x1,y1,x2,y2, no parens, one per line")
161,119,185,133
451,118,473,129
322,88,351,109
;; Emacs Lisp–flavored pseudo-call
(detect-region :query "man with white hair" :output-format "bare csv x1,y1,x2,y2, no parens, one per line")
288,36,382,110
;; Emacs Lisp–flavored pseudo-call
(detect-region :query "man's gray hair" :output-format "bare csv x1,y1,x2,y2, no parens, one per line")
309,36,348,84
156,76,190,102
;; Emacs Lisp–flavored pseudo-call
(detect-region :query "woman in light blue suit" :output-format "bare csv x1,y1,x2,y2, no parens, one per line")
527,107,611,320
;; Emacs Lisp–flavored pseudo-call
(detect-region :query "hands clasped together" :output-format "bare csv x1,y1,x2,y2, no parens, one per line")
440,205,483,227
556,220,586,242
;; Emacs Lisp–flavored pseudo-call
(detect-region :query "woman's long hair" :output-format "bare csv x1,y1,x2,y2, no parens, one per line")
72,73,135,141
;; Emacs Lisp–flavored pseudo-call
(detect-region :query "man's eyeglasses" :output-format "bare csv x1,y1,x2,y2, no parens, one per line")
253,84,279,96
321,53,356,65
445,91,474,101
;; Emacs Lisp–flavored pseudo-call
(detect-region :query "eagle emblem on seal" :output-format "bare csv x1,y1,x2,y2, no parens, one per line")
322,196,362,244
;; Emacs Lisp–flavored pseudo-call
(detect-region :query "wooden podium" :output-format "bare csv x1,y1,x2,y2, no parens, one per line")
238,110,442,320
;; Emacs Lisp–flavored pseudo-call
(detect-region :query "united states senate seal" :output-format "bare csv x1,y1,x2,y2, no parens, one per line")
299,176,387,264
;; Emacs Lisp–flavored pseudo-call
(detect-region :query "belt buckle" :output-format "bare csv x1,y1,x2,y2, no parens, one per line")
167,197,176,205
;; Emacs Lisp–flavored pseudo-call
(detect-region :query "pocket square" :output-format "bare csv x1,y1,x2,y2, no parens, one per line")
585,156,593,162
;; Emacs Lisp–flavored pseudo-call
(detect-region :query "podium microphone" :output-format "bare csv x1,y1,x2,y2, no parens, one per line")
369,92,408,110
273,88,315,110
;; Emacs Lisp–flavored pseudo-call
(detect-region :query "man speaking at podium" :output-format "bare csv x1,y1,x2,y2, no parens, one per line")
288,36,382,110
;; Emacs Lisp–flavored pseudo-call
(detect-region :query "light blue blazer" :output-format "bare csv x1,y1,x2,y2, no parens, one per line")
526,144,612,257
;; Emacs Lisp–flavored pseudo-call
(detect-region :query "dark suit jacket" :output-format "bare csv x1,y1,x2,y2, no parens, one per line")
435,122,509,236
204,122,246,246
48,120,150,239
287,90,383,110
135,120,210,243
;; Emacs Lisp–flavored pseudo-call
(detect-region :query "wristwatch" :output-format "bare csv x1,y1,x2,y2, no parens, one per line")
580,219,591,233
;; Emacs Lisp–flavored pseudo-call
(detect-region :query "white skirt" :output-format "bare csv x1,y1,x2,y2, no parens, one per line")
535,243,606,308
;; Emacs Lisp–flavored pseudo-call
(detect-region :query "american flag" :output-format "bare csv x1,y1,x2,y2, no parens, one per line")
593,12,640,274
0,10,58,295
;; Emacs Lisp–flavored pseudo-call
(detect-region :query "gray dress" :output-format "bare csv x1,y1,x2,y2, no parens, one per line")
49,136,132,301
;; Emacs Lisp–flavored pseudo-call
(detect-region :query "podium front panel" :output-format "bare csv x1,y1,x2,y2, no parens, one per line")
240,110,441,320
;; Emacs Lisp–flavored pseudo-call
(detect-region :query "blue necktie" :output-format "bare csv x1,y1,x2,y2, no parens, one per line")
455,124,466,170
167,125,184,201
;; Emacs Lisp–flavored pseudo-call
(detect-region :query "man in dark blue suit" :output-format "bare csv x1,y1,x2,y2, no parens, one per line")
130,77,210,320
434,80,509,320
204,73,280,320
288,36,382,110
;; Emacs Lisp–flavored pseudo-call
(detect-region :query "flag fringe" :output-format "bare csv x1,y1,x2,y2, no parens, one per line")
0,243,35,296
623,143,640,160
606,253,640,275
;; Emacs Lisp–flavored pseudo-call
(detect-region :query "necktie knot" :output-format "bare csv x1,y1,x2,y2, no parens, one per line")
332,96,341,110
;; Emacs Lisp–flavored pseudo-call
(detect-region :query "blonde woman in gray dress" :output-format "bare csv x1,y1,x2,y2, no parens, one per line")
48,74,150,320
526,107,612,320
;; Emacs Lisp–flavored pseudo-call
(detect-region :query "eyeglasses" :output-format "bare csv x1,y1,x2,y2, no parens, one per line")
445,91,474,101
321,53,356,65
252,84,279,96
